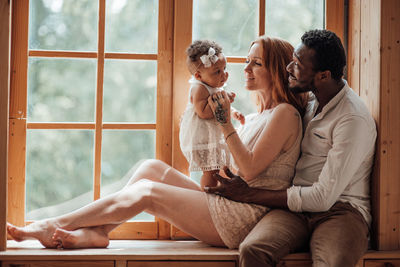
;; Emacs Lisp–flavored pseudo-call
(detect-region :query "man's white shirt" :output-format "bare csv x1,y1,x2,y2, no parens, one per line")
287,81,377,226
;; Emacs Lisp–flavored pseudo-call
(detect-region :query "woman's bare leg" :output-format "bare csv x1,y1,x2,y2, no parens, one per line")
9,167,224,248
52,180,224,248
124,159,201,191
51,160,203,248
8,160,200,248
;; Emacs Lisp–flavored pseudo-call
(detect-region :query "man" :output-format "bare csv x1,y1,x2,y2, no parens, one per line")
206,29,377,266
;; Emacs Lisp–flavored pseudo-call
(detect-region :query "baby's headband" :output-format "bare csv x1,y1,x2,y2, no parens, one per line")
200,47,219,68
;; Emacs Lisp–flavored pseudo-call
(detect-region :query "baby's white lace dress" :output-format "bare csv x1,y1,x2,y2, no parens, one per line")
179,77,231,172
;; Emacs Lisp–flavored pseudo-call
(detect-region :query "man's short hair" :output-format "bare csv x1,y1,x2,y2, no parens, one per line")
301,29,346,81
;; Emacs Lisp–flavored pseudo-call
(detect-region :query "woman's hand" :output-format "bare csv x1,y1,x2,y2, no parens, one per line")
208,91,231,125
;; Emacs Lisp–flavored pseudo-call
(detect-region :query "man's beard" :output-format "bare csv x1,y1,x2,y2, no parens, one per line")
289,78,316,94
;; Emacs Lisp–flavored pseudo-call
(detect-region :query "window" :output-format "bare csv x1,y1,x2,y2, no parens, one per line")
8,0,327,240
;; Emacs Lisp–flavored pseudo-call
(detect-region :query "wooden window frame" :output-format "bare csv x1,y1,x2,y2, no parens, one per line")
3,0,339,244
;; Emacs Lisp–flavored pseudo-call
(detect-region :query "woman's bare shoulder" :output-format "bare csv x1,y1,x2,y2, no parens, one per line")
272,103,300,119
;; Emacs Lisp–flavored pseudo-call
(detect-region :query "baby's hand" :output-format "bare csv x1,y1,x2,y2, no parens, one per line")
227,92,236,103
232,110,245,125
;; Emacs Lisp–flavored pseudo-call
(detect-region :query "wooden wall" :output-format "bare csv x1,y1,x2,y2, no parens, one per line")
0,0,11,252
348,0,400,250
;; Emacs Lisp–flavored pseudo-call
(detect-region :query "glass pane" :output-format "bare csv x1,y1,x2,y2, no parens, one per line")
225,63,257,117
266,0,325,46
101,130,156,221
103,60,157,123
29,0,98,51
27,58,96,122
105,0,158,53
193,0,258,56
26,130,94,220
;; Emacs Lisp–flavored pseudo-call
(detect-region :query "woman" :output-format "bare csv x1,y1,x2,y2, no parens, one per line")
7,36,307,249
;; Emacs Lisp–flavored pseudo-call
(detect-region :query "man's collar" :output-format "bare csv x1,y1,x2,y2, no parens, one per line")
313,81,349,119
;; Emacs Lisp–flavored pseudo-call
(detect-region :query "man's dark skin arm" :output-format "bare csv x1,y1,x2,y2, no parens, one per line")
205,167,289,209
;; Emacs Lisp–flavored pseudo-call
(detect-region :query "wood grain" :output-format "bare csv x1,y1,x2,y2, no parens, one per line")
0,0,11,252
155,0,174,240
7,0,29,231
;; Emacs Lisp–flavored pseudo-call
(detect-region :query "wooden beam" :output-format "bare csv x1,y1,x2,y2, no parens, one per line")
259,0,265,36
93,0,106,201
377,0,400,250
325,0,345,43
170,0,193,240
347,0,361,95
172,0,192,175
8,0,28,229
155,0,174,240
0,0,11,252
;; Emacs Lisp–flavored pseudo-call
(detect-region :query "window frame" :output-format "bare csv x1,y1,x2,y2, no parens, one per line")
7,0,341,240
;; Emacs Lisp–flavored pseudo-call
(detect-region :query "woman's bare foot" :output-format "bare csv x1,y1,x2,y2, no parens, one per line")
7,220,60,248
52,227,109,249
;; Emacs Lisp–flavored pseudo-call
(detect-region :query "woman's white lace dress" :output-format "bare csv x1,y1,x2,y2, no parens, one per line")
206,108,303,249
179,78,231,171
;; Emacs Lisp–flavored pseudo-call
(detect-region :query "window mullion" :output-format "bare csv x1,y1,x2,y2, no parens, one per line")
154,0,175,240
93,0,106,201
8,0,29,228
259,0,266,36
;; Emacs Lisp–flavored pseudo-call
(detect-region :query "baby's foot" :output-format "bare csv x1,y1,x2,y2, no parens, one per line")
52,227,109,249
7,220,60,248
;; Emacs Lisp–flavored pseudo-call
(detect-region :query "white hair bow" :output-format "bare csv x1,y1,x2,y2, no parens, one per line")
200,47,219,68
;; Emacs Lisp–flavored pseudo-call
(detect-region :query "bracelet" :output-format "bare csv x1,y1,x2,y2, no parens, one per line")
225,131,236,141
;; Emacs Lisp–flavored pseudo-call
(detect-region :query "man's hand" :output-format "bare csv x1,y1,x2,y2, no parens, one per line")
204,167,253,203
205,167,289,208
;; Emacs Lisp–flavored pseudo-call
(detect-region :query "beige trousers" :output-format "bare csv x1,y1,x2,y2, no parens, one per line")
239,202,369,267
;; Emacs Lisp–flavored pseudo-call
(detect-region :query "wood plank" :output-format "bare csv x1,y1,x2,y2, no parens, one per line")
7,119,26,229
9,0,28,119
347,0,361,95
0,240,239,261
27,123,96,130
0,0,11,252
29,50,97,58
25,123,157,130
325,0,345,44
226,57,246,64
170,0,193,240
109,222,158,240
127,261,235,267
378,0,400,251
105,53,157,60
93,0,106,201
364,260,400,267
2,261,115,267
7,0,29,230
116,260,127,267
359,0,382,251
259,0,265,36
170,225,195,240
103,123,156,130
155,0,174,240
172,0,192,175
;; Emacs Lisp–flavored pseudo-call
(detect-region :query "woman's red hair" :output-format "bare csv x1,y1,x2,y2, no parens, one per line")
251,36,308,117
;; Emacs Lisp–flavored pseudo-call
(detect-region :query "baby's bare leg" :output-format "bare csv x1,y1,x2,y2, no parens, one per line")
200,170,219,190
